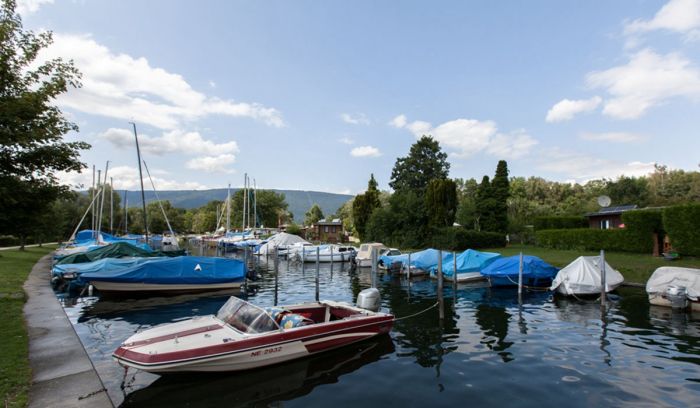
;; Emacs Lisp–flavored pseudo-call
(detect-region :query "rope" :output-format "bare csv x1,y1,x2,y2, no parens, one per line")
393,301,440,322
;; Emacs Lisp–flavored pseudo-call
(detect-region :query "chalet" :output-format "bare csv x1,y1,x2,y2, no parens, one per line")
583,205,637,229
314,219,345,242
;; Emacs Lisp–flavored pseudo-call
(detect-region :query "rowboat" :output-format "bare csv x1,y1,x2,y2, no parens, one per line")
113,290,394,373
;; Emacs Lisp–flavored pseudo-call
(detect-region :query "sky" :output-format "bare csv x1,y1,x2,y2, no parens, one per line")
18,0,700,194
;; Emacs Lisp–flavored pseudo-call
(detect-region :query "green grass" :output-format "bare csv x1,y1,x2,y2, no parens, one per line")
480,244,700,284
0,245,58,407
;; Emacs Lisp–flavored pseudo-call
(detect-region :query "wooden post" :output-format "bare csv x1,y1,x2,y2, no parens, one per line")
371,248,378,288
330,246,334,267
274,247,279,307
453,251,458,307
518,252,524,304
407,252,411,280
315,247,320,301
600,249,607,308
438,251,444,320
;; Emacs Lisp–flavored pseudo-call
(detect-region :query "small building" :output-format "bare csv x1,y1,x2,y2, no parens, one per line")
313,219,345,242
583,205,638,229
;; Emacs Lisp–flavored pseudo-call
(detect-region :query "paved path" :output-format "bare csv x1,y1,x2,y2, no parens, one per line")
0,243,58,251
23,254,114,408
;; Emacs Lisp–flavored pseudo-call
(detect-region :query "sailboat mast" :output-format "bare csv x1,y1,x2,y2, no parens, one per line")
92,165,95,240
242,173,247,231
97,162,109,236
226,183,231,234
254,178,258,234
110,177,113,235
124,191,128,235
131,122,149,244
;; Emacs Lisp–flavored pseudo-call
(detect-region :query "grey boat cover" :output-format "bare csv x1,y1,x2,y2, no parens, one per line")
646,267,700,300
550,256,624,296
257,232,311,255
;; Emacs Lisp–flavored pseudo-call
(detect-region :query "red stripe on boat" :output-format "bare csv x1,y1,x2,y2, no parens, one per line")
125,325,224,348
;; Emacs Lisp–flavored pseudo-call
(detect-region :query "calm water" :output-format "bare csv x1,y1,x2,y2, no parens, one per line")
58,248,700,407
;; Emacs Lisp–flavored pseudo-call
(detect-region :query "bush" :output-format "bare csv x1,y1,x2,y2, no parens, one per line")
0,236,18,247
285,222,302,236
621,209,664,253
663,204,700,256
534,216,588,232
536,228,626,251
429,227,505,251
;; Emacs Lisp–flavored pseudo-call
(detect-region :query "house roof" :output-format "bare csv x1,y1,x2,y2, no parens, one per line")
583,205,666,217
317,218,342,226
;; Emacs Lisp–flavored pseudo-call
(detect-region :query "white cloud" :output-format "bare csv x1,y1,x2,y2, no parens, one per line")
586,49,700,119
579,131,650,143
388,114,407,128
338,137,355,144
545,96,602,122
98,128,240,156
37,34,285,129
57,165,207,191
185,155,236,174
17,0,53,15
536,147,655,182
340,113,370,125
486,133,540,159
624,0,700,42
351,146,383,157
209,81,217,88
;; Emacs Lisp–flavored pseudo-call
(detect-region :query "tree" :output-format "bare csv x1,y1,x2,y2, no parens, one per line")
352,174,382,240
285,222,302,236
0,1,90,249
491,160,510,233
304,203,324,226
389,136,449,194
475,176,499,232
606,175,649,207
426,178,458,228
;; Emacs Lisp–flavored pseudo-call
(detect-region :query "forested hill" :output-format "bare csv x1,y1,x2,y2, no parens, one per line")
95,189,353,224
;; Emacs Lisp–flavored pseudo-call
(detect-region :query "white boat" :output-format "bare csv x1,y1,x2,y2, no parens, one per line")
646,266,700,311
113,292,394,373
356,243,401,268
302,244,356,262
550,256,624,296
277,242,315,257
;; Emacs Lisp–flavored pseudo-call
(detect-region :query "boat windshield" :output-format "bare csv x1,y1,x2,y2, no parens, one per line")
216,297,280,334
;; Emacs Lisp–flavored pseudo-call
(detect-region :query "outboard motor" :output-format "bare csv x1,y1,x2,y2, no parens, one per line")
389,261,403,275
666,284,688,310
357,288,381,312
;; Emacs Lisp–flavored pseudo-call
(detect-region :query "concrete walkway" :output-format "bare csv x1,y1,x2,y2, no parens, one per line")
0,243,58,251
23,254,114,408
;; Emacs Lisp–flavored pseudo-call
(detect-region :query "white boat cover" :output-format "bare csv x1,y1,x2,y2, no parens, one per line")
646,267,700,300
257,233,310,255
550,256,624,295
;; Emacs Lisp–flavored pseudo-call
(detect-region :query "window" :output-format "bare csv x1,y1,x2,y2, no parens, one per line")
325,226,329,233
332,226,336,233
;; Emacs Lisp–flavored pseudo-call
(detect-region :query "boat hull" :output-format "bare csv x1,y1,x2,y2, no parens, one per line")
649,294,700,311
91,281,243,293
303,253,353,263
430,272,485,282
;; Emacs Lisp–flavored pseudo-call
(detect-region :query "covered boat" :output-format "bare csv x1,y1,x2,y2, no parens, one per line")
378,248,454,276
356,243,400,268
52,257,156,292
481,255,559,287
646,267,700,311
303,244,356,262
56,242,185,265
113,293,394,373
77,256,249,293
550,256,624,296
430,249,502,282
256,232,310,256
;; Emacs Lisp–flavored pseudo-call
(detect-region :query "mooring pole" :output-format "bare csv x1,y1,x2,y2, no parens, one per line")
315,247,320,301
518,252,524,305
330,246,334,267
438,251,444,320
600,249,607,308
453,251,458,307
274,247,280,307
371,248,378,288
407,252,411,280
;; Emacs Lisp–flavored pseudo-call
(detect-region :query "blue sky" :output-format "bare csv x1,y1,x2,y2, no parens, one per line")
20,0,700,194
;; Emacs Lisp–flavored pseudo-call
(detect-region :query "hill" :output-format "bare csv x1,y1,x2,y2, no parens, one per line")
103,189,353,223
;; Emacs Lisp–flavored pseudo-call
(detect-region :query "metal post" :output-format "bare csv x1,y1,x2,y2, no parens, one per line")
330,246,334,267
518,252,524,304
315,247,320,302
453,251,458,307
131,123,149,244
110,177,113,235
438,251,444,320
92,165,95,238
371,248,378,288
407,252,411,280
274,247,279,307
600,249,607,308
96,169,100,242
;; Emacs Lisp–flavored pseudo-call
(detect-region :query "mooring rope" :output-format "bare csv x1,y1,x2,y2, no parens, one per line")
393,301,440,322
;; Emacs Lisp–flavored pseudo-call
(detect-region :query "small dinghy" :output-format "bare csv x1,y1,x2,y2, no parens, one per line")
113,289,394,373
646,267,700,311
550,256,623,296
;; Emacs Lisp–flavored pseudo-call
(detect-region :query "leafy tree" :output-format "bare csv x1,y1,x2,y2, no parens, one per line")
426,178,457,228
606,175,649,207
475,176,499,232
389,136,449,194
285,222,302,236
388,190,428,248
491,160,510,233
226,189,289,229
352,174,383,240
0,1,90,249
304,203,324,226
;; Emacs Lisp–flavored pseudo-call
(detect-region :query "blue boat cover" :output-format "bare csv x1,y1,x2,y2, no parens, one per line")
379,248,454,271
75,230,138,245
480,255,560,281
430,249,503,277
53,257,155,277
77,256,247,285
57,242,185,265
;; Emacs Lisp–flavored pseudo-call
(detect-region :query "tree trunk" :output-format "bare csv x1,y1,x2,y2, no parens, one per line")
20,234,26,251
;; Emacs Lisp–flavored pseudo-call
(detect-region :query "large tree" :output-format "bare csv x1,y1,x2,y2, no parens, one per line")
352,174,382,240
491,160,510,233
0,1,90,248
426,178,458,228
389,136,449,194
304,203,324,226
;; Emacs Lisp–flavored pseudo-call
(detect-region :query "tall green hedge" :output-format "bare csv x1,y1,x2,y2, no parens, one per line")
534,216,588,231
430,227,505,251
663,204,700,256
536,228,626,251
621,209,664,254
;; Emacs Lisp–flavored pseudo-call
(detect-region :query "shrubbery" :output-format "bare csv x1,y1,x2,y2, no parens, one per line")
429,227,505,251
663,204,700,256
536,228,626,251
621,209,664,253
534,216,588,231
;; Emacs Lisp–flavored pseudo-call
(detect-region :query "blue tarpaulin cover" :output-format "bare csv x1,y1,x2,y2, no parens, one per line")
481,255,559,283
77,256,247,285
379,248,454,271
430,249,503,277
75,230,138,245
57,242,185,265
53,257,155,278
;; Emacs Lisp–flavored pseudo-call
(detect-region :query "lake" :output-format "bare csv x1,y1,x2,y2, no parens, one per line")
58,248,700,407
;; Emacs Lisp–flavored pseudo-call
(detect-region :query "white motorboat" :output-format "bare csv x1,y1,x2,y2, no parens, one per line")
646,266,700,311
356,243,401,268
302,245,357,262
550,256,624,296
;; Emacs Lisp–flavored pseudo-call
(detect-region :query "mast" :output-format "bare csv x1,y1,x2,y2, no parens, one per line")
92,165,95,240
97,162,109,237
226,183,231,233
130,122,149,244
96,169,101,244
254,178,259,234
110,177,113,235
242,173,247,231
143,160,175,241
124,191,128,235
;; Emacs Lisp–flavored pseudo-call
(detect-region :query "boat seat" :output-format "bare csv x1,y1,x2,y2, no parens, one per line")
279,313,314,329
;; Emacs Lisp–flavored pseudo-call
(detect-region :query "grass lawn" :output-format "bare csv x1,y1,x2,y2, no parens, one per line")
0,245,58,407
480,244,700,284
